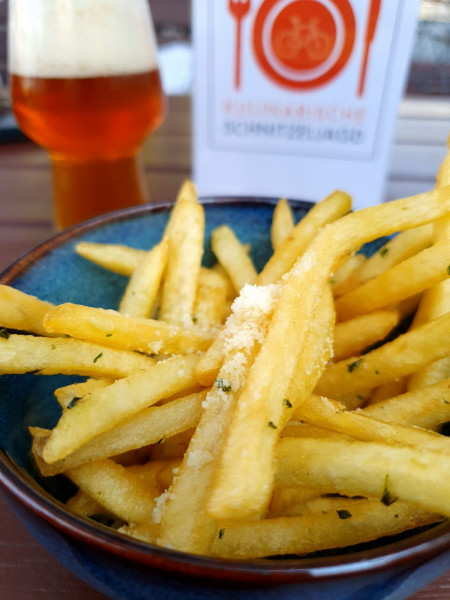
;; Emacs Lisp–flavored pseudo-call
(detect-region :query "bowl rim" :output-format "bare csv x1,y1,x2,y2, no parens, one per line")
0,198,449,584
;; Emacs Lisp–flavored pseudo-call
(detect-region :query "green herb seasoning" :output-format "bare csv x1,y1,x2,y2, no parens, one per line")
284,398,292,408
347,359,362,373
218,528,225,539
337,509,352,520
192,315,198,324
379,247,389,257
216,378,232,392
443,399,449,405
268,421,277,429
67,396,82,409
447,265,450,276
51,344,56,350
0,328,10,339
93,352,103,364
106,333,112,338
381,474,398,506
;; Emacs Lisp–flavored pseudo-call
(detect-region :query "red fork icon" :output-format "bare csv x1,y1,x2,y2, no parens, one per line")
358,0,382,96
229,0,251,89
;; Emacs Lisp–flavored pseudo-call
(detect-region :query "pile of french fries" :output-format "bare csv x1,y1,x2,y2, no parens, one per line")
1,143,450,560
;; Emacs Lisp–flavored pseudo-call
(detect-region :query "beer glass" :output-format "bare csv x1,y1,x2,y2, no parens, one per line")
9,0,166,229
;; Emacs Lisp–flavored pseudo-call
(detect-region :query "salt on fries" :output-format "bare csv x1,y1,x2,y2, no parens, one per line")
1,152,450,561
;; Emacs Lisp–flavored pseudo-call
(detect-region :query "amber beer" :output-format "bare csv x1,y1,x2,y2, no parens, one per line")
9,0,166,228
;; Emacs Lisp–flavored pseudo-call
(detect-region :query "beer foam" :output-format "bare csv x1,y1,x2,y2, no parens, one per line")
9,0,159,78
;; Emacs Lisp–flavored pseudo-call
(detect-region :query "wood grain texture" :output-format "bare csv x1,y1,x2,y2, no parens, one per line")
0,489,107,600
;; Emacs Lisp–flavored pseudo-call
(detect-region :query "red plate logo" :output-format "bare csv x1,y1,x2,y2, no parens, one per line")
253,0,356,89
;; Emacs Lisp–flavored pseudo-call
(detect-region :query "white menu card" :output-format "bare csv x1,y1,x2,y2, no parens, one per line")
193,0,420,208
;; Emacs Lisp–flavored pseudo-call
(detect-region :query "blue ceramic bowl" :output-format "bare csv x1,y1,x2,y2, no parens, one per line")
0,199,449,600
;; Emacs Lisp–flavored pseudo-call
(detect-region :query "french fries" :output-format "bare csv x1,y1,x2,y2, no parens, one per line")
157,284,280,554
31,392,205,476
294,394,450,454
207,186,450,523
258,190,352,285
361,379,450,430
66,459,157,524
210,502,441,559
76,242,144,275
42,354,201,463
0,334,154,377
193,268,229,331
407,147,450,391
271,198,294,249
315,312,450,400
159,181,205,327
44,303,212,355
276,437,450,517
119,239,168,318
0,284,54,336
54,378,112,409
335,244,450,321
211,225,257,292
333,224,433,296
2,171,450,561
333,309,399,361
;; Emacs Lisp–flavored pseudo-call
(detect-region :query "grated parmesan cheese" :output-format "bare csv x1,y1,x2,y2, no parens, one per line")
152,490,171,524
186,449,214,471
151,340,163,353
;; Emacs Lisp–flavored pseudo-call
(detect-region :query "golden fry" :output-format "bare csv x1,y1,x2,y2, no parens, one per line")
0,285,54,336
44,303,212,355
159,183,205,327
157,285,279,554
295,394,450,454
67,459,157,524
333,310,398,361
315,312,450,400
31,392,204,476
276,437,450,516
0,334,153,377
333,225,433,296
42,354,201,464
335,244,450,321
208,287,334,521
75,242,144,276
258,190,352,285
210,501,440,559
211,225,257,292
271,198,295,250
119,239,168,318
361,379,450,430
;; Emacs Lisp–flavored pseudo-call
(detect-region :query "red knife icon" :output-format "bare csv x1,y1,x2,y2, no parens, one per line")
358,0,382,96
229,0,251,90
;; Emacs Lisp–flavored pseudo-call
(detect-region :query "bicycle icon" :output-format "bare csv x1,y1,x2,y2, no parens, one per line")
273,15,334,63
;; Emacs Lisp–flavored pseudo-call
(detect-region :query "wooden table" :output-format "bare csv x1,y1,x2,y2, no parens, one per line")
0,95,449,599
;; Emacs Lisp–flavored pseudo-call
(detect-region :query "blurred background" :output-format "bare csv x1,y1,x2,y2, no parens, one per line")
0,0,448,271
0,0,449,101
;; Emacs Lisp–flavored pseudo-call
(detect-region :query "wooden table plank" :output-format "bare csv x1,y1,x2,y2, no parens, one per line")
0,223,54,273
0,489,107,600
